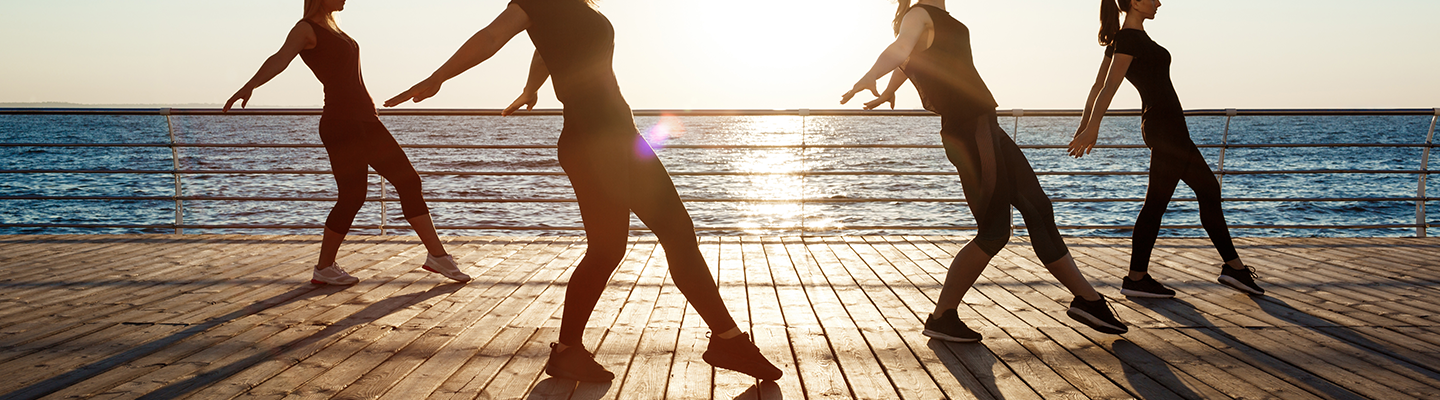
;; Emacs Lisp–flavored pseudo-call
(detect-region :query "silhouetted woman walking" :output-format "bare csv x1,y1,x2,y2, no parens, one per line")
1071,0,1264,298
225,0,470,285
843,0,1128,342
385,0,781,383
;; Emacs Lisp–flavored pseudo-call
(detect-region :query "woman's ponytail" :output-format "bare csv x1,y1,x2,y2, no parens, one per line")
893,0,913,36
1098,0,1124,46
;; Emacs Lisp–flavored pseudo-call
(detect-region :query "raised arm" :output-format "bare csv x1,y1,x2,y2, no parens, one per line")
384,4,531,106
224,22,316,112
1068,53,1132,158
841,9,929,104
502,50,550,115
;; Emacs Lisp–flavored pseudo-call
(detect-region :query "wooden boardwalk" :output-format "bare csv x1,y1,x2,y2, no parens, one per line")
0,235,1437,399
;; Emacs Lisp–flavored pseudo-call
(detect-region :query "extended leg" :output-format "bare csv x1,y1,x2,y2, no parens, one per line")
1130,152,1184,279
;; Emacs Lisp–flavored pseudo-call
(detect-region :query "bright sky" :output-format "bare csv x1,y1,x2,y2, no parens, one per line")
1,0,1436,110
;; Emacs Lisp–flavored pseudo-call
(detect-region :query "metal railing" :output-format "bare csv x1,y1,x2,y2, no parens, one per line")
2,108,1437,235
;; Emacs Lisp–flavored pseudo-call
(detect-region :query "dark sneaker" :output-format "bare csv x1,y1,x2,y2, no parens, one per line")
1218,264,1265,295
1067,296,1128,334
545,342,614,382
703,332,783,381
922,309,982,343
1120,274,1176,298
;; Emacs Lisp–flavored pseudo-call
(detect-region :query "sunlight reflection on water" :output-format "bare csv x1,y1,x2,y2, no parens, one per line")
2,113,1435,237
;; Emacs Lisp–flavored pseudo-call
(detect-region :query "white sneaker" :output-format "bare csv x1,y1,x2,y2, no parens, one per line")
423,254,471,282
312,263,359,285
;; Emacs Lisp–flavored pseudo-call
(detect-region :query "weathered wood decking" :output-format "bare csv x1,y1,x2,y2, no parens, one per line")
0,234,1437,399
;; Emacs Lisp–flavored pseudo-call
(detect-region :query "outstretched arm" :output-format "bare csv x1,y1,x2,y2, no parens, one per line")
502,50,549,115
863,68,909,110
841,10,929,105
224,22,316,112
384,4,531,106
1068,53,1132,158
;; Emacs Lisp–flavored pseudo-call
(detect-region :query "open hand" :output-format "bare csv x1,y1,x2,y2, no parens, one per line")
223,88,252,113
840,79,878,105
501,92,538,116
384,79,442,107
1068,126,1099,158
863,91,896,110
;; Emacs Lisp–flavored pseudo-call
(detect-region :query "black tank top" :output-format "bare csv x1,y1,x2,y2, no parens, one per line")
899,4,998,120
298,19,377,121
511,0,633,132
1106,29,1185,135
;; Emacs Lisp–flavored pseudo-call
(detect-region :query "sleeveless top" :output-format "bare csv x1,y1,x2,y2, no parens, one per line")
510,0,634,132
899,4,998,121
298,19,378,121
1106,29,1186,135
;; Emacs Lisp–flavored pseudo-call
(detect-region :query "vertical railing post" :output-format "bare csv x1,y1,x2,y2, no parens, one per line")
1217,108,1236,188
378,176,388,236
1418,108,1438,237
1010,109,1023,234
798,108,809,236
162,108,183,234
1011,108,1022,141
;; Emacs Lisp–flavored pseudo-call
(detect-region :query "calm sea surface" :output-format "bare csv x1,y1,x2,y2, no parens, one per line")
2,113,1436,237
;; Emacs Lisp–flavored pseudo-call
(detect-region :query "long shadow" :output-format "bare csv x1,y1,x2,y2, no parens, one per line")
927,339,1005,400
130,282,465,399
1251,296,1440,382
730,380,780,400
524,377,580,400
0,283,341,400
1109,339,1203,399
1128,297,1368,400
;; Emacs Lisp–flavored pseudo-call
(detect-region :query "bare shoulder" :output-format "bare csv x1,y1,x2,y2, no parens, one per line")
285,20,318,50
901,6,934,26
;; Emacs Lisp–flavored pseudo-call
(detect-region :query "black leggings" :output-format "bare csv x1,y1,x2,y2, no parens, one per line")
1130,141,1239,272
318,117,429,233
942,113,1068,264
555,130,736,347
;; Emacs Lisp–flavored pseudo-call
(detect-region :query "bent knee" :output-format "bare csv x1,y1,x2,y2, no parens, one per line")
971,232,1010,256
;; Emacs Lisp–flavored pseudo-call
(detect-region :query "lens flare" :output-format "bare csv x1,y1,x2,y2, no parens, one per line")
636,114,687,158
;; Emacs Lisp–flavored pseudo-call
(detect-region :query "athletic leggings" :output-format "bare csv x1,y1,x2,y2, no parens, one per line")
555,129,736,347
942,113,1068,264
318,117,429,233
1130,138,1239,272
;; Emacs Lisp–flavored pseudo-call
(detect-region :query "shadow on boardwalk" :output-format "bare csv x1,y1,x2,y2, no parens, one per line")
2,285,338,399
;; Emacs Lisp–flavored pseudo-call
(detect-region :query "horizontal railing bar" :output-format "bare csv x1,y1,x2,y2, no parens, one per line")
3,223,1425,231
4,107,1438,117
3,169,1431,176
5,143,1437,149
5,195,1433,203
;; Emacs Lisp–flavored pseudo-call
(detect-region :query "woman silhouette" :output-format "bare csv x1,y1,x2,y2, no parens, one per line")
843,0,1127,342
1070,0,1264,298
224,0,470,285
384,0,781,383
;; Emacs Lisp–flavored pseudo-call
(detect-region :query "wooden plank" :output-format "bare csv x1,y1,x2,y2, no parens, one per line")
895,236,1045,400
597,240,668,400
0,235,235,323
139,240,441,399
796,237,907,400
664,236,719,400
402,238,584,399
763,237,850,400
3,235,1440,399
0,235,357,394
738,237,800,400
384,238,581,399
244,240,513,399
834,236,990,400
709,236,754,399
